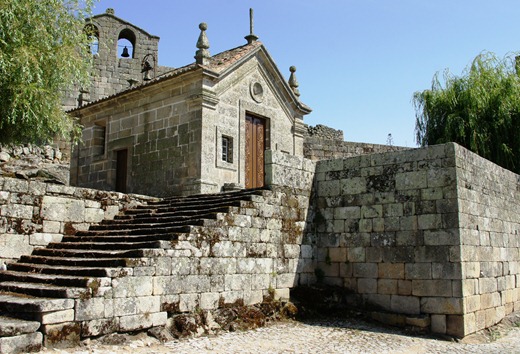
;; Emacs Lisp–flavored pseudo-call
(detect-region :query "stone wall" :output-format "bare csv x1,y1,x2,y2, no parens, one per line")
310,143,520,337
0,144,69,185
70,71,204,196
0,176,156,264
304,137,408,162
455,145,520,335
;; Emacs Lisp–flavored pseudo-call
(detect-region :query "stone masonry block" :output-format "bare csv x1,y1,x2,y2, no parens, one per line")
391,295,420,315
42,322,80,347
113,298,136,316
180,275,211,293
377,279,397,294
405,263,431,280
378,263,405,279
153,276,181,295
1,204,33,219
395,171,427,190
85,208,105,223
430,314,446,334
328,247,346,262
200,292,220,310
412,280,452,297
420,297,462,314
136,296,161,314
119,312,167,332
431,262,462,280
417,214,442,230
357,278,377,294
398,280,412,295
479,277,498,294
360,205,382,218
353,263,378,278
75,298,107,321
365,294,391,311
112,276,153,298
347,247,367,263
41,196,85,222
334,206,360,219
81,318,118,337
0,332,42,354
39,309,74,325
42,220,61,233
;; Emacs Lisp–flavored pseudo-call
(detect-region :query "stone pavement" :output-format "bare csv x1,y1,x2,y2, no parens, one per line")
39,317,520,354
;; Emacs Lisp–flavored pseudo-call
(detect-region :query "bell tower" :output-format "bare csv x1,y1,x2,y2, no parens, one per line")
63,8,174,110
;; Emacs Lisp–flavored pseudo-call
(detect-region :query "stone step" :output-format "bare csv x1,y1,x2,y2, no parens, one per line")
74,224,190,236
147,200,242,213
0,270,109,289
31,248,148,259
144,192,242,204
0,293,74,313
91,215,210,230
19,255,129,268
0,316,42,354
46,240,168,250
0,315,40,337
105,209,221,224
0,282,88,299
148,188,265,206
61,233,181,244
122,204,231,217
8,263,126,278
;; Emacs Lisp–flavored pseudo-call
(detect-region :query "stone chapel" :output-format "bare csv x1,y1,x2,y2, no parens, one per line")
69,8,311,197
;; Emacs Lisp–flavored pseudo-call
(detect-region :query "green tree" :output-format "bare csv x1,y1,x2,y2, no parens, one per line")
0,0,96,144
414,52,520,174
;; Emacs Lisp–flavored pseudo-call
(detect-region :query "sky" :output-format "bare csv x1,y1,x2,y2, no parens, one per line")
94,0,520,147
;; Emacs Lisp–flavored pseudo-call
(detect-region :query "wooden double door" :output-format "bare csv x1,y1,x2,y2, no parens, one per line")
245,115,266,189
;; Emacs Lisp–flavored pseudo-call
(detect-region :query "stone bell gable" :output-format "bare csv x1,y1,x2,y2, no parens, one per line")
62,8,174,111
69,15,311,197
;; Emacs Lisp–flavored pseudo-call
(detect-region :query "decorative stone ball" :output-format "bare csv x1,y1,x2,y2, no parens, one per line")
199,23,208,31
290,66,297,73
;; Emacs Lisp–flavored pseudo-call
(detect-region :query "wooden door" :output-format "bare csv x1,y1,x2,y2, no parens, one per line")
245,115,266,189
115,149,128,193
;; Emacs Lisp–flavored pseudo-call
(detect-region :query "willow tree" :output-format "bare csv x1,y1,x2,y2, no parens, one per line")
0,0,96,144
414,52,520,174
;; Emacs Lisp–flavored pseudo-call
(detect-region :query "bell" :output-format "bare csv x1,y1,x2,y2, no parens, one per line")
121,46,130,58
143,70,152,81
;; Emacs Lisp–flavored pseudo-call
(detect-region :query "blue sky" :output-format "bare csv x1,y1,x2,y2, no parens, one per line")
94,0,520,147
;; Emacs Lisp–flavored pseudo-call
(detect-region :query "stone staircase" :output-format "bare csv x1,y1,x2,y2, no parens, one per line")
0,188,266,353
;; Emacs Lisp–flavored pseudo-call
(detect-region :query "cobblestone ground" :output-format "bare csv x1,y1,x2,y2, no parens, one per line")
41,318,520,354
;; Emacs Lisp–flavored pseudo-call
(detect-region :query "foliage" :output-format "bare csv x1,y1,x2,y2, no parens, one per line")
414,52,520,174
0,0,96,144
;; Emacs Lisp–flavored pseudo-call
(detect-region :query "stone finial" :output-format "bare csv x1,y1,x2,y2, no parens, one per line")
245,8,259,44
195,23,211,65
106,8,115,15
288,66,300,97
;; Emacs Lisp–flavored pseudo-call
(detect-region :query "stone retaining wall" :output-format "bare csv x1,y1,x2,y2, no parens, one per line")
55,179,313,341
0,177,156,264
304,137,408,162
455,145,520,335
310,143,520,337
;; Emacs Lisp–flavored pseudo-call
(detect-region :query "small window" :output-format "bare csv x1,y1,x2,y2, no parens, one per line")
92,123,106,157
222,136,233,163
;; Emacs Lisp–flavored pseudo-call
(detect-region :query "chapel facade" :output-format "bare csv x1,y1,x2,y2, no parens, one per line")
69,9,311,197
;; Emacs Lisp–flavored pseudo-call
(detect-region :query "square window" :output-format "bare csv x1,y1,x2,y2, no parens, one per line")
222,136,233,163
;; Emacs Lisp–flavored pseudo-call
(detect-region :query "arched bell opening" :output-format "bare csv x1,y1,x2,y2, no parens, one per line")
117,28,136,58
